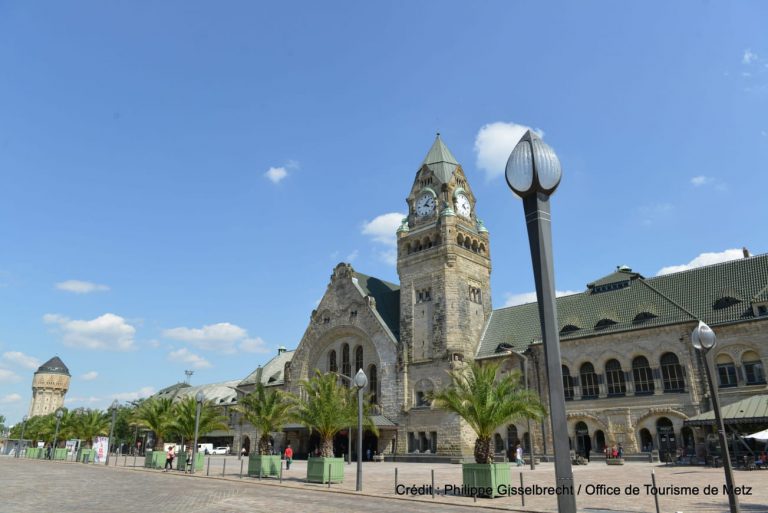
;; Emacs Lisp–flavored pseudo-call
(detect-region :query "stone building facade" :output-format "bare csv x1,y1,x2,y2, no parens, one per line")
28,356,70,418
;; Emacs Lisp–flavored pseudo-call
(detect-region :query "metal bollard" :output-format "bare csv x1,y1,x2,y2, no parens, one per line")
395,467,398,489
259,463,262,480
222,458,227,477
239,459,244,479
124,455,127,466
327,464,331,488
206,456,211,476
520,473,525,506
279,461,283,483
431,469,435,499
651,470,661,513
473,470,477,502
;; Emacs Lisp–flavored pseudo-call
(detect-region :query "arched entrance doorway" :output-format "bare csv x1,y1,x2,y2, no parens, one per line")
594,430,606,452
242,436,251,456
681,426,694,456
575,422,591,459
657,417,676,462
639,428,653,452
494,433,504,455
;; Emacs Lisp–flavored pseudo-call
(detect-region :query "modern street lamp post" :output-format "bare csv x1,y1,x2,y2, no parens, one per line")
52,409,64,460
105,400,119,465
691,321,740,513
514,351,535,470
16,415,28,458
505,130,576,513
192,391,204,474
353,369,368,492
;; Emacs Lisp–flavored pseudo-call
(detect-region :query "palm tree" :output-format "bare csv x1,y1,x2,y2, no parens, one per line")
289,371,378,458
167,396,228,450
235,383,292,455
431,361,546,464
134,397,174,450
74,410,110,447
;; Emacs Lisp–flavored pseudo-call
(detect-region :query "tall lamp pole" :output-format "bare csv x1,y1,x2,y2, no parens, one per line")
353,369,368,492
692,321,740,513
105,400,119,465
506,130,576,513
52,409,64,460
192,391,204,474
16,415,28,458
514,351,535,470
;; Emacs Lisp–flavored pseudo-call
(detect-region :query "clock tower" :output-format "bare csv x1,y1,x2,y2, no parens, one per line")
396,134,492,455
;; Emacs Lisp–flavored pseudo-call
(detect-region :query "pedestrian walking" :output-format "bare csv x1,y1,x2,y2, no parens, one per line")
164,445,175,472
284,444,293,470
515,443,523,467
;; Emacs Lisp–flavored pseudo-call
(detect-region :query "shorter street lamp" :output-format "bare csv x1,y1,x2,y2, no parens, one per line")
191,391,204,474
691,321,740,513
353,369,367,492
16,415,28,458
52,409,64,460
106,400,119,465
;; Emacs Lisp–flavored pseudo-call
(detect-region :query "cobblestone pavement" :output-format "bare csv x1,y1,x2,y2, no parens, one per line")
1,456,766,513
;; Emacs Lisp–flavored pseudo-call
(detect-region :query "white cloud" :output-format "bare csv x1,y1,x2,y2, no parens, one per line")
0,368,21,384
112,386,156,402
743,49,758,65
474,122,544,180
43,313,136,351
362,213,404,246
167,348,211,368
503,290,580,307
657,249,746,276
0,393,21,404
265,166,288,184
80,371,99,381
3,351,40,370
55,280,110,294
65,396,101,405
690,175,714,187
162,322,258,353
238,337,269,354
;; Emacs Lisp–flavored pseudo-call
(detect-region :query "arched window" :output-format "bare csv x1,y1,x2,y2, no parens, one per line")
355,346,364,374
716,353,737,388
660,353,685,392
341,343,351,380
632,356,654,395
562,365,574,400
494,433,504,454
329,350,338,373
368,364,378,404
507,425,519,449
742,351,765,385
580,362,599,399
605,359,626,396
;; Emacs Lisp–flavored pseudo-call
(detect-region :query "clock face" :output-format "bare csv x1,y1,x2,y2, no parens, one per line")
456,194,471,217
415,194,436,216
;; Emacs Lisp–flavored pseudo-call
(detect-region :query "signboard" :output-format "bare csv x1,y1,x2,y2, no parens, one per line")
93,436,109,464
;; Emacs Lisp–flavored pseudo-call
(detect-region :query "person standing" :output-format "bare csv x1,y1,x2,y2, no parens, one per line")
515,443,524,467
284,444,293,470
164,445,175,472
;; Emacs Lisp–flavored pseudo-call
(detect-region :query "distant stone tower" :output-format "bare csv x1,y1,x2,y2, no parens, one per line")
28,356,70,418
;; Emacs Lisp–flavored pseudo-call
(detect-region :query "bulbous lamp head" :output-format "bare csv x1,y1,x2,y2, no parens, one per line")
505,130,562,197
195,391,205,403
55,409,63,419
354,369,368,389
23,415,28,422
691,320,717,351
110,399,119,411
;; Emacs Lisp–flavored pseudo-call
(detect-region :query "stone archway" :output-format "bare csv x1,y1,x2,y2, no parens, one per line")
242,436,251,456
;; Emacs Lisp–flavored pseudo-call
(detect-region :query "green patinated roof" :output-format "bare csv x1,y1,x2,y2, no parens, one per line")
421,134,459,184
36,356,70,376
685,394,768,425
478,254,768,358
353,272,400,340
239,349,295,388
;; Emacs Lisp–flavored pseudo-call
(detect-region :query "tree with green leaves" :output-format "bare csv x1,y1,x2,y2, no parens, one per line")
431,361,546,464
288,371,378,458
167,396,228,449
134,397,174,450
235,383,292,455
73,409,110,447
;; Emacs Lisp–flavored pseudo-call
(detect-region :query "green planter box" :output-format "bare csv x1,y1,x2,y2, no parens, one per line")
462,463,511,498
306,457,344,484
53,448,68,460
78,448,93,462
178,452,205,472
248,454,281,477
26,447,41,459
144,450,167,469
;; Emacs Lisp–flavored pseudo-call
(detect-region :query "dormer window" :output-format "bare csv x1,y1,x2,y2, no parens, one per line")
595,318,617,330
633,312,657,324
713,296,741,309
560,324,580,335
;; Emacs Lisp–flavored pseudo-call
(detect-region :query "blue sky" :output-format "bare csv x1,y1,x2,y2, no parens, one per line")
1,1,766,425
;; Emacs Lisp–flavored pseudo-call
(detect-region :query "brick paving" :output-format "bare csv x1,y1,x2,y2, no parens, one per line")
1,455,766,513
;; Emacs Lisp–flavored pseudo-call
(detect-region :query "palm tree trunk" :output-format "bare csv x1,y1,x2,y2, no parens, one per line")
474,436,492,464
259,434,271,455
321,435,334,458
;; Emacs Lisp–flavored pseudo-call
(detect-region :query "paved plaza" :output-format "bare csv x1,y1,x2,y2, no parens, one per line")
1,455,766,513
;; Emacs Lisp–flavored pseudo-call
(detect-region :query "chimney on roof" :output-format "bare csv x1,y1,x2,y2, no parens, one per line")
278,346,286,354
743,247,751,258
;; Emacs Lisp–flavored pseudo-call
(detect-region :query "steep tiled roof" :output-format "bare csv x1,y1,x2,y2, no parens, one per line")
36,356,70,376
421,134,459,184
477,254,768,358
353,272,400,340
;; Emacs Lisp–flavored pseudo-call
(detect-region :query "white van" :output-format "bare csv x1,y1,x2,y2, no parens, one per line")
198,443,214,455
